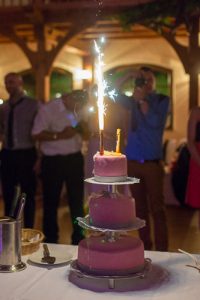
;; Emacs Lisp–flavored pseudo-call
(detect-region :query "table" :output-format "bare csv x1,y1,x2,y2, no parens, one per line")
1,244,200,300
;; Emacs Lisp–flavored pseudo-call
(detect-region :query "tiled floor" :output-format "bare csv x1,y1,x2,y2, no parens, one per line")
1,195,200,254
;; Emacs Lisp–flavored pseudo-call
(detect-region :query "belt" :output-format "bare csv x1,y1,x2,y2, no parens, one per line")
132,159,160,164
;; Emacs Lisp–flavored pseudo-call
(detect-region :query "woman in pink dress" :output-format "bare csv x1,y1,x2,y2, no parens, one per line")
186,107,200,225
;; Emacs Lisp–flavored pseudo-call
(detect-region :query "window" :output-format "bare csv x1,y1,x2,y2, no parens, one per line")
21,68,73,100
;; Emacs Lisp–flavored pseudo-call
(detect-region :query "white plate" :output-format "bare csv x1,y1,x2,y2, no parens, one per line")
28,244,73,266
85,177,140,185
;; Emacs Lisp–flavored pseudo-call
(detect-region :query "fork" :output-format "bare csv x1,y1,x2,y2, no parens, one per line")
41,244,56,264
185,264,200,272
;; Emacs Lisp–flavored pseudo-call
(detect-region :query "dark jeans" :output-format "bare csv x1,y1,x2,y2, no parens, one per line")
1,148,37,228
41,151,85,245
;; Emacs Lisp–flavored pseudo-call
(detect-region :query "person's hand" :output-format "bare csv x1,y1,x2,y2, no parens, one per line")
0,134,5,146
33,158,42,175
81,140,89,156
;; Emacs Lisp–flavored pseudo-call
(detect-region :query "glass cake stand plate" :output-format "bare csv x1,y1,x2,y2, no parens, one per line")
85,177,140,185
77,215,146,232
69,259,152,292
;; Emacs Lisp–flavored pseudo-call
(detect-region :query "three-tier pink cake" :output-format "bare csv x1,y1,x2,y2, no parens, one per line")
76,150,145,276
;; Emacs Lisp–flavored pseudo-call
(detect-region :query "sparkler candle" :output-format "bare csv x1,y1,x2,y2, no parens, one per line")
94,39,105,155
116,128,121,153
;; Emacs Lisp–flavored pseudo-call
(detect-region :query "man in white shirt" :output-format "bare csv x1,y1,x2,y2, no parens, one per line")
32,90,89,244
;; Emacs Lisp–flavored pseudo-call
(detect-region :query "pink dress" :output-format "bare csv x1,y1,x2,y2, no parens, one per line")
186,143,200,208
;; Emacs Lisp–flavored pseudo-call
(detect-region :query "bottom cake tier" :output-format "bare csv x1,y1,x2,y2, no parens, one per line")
77,235,144,276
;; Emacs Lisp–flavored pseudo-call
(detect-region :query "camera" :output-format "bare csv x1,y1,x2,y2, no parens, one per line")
134,76,147,88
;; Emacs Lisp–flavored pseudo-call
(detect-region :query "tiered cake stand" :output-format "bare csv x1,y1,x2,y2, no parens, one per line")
69,177,152,292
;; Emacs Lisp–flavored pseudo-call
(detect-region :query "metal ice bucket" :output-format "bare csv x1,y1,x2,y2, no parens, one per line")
0,217,26,272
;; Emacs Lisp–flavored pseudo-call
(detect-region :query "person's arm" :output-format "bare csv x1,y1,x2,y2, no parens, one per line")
31,105,77,142
0,129,4,145
32,126,76,142
75,120,90,141
115,70,137,90
133,86,149,114
187,107,200,166
141,95,170,129
0,104,5,146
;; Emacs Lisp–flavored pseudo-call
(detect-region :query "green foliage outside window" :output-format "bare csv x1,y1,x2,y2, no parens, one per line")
21,68,72,100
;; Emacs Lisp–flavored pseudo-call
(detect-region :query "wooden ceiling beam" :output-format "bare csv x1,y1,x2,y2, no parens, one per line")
0,0,156,10
0,0,189,47
0,0,158,24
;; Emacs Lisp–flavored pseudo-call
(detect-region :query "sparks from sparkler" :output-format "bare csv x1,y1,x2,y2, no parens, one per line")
94,39,105,132
94,37,117,154
94,39,105,155
94,38,117,128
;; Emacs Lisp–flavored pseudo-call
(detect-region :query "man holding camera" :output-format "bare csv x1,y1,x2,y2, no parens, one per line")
32,90,89,245
120,67,169,251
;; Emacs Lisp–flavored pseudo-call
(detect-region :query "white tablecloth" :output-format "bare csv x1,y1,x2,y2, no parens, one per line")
1,244,200,300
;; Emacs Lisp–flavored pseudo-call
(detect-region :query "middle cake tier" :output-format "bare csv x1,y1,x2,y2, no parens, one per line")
89,191,136,229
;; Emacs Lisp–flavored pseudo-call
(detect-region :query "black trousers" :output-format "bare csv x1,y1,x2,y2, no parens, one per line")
41,151,85,244
128,160,168,251
1,148,37,228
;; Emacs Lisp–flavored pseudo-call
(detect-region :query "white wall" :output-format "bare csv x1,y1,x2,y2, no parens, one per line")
0,34,193,142
0,44,30,99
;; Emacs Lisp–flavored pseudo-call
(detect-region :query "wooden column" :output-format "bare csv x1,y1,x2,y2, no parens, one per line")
82,55,93,90
188,16,200,109
34,67,50,102
189,69,199,109
32,23,51,102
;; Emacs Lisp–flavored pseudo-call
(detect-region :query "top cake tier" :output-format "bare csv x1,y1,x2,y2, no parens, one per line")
93,151,127,183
